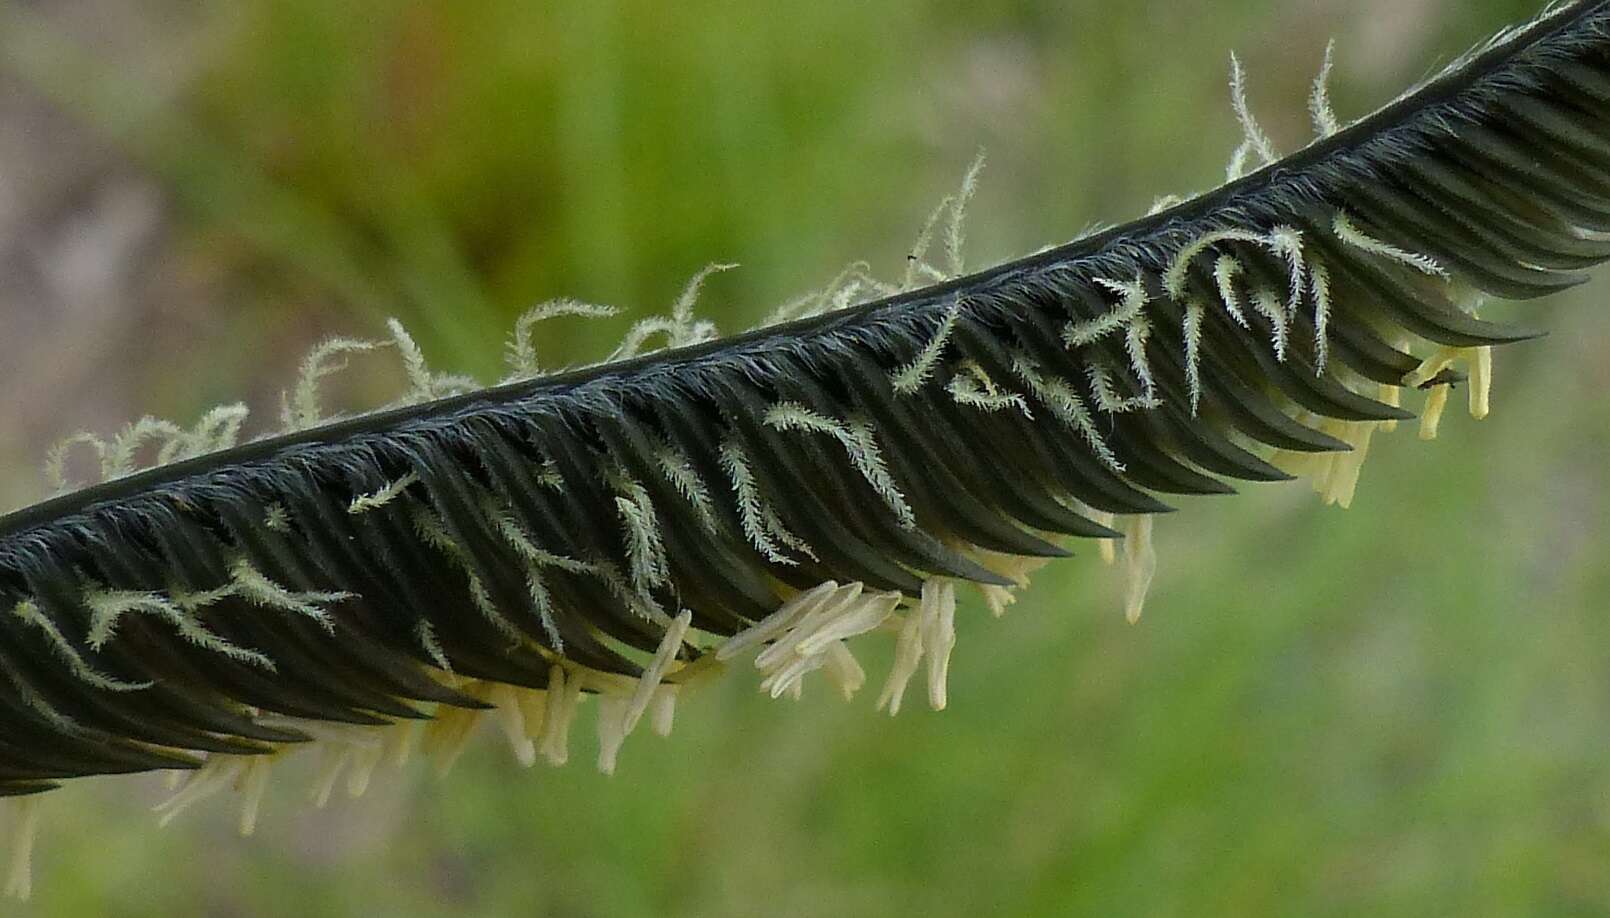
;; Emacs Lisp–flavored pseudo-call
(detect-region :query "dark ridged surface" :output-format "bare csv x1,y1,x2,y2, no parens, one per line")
0,0,1607,791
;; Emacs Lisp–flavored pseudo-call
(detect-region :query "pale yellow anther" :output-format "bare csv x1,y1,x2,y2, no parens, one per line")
1420,385,1451,440
156,756,248,828
1403,347,1460,389
309,749,349,808
387,720,423,770
624,611,692,736
539,665,584,767
1469,346,1493,420
1089,510,1118,565
1379,385,1403,434
424,703,484,779
4,798,41,901
238,757,272,837
345,744,384,799
649,686,679,737
490,684,537,768
921,580,958,711
1122,515,1158,624
1322,421,1379,510
1405,344,1493,430
876,607,926,716
824,643,868,702
978,585,1014,618
595,696,632,776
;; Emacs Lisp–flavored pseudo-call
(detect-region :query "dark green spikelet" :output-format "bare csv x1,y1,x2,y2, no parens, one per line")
2,0,1609,899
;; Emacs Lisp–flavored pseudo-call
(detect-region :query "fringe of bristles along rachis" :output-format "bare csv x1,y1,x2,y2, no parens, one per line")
4,0,1610,898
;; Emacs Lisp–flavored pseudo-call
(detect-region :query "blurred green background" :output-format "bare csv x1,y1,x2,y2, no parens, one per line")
0,1,1607,915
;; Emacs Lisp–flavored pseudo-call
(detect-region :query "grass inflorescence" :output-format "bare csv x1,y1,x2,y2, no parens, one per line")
3,0,1610,900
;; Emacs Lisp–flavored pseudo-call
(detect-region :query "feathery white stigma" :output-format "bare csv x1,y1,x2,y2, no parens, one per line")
1333,212,1447,276
1309,40,1341,137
